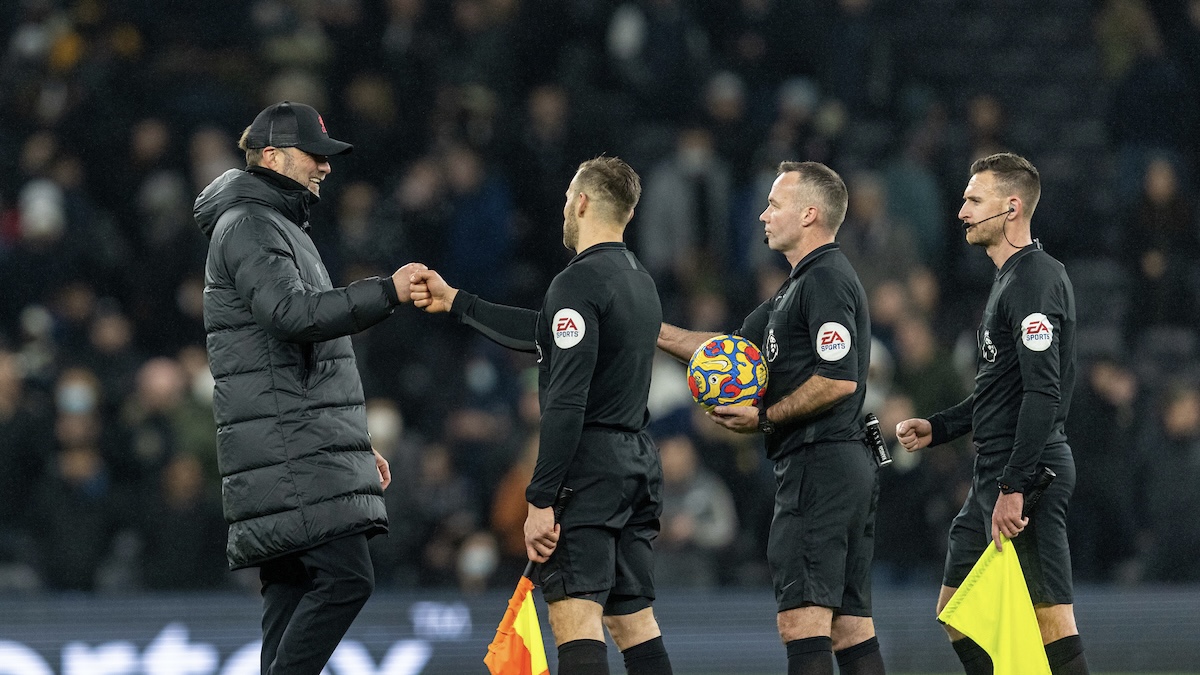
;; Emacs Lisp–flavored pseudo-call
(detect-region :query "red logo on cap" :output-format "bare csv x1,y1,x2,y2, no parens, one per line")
318,115,327,133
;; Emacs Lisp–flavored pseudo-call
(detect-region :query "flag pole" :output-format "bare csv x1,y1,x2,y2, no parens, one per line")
484,488,574,675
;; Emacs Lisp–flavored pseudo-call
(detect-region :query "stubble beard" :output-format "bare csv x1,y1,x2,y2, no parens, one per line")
280,151,319,196
563,212,578,251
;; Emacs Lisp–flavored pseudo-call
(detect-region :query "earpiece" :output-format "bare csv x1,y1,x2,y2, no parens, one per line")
962,205,1015,230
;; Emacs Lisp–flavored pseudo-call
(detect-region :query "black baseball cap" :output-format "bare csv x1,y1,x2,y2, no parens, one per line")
244,101,353,156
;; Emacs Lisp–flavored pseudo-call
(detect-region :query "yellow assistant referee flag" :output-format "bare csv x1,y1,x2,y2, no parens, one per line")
937,535,1051,675
485,575,550,675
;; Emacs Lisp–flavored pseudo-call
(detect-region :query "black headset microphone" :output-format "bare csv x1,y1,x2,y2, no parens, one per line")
962,205,1022,249
960,205,1014,230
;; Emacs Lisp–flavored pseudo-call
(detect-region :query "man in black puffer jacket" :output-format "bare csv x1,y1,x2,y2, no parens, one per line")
194,101,424,675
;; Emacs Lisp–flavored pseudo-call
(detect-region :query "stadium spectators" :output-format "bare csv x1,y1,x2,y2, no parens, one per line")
1,0,1199,593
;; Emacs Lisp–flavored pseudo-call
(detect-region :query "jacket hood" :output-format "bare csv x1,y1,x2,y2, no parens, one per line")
194,168,316,240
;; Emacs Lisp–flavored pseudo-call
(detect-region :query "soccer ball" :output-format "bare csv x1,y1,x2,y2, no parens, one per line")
687,334,768,410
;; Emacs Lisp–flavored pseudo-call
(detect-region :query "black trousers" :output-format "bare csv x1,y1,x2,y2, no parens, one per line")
259,533,375,675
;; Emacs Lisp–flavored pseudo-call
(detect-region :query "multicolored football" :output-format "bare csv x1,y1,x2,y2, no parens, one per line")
687,334,768,411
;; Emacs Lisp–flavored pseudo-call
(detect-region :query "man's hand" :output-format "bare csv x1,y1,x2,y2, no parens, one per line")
991,491,1027,551
390,262,428,302
895,418,933,452
707,404,760,434
524,503,559,563
373,448,391,490
410,269,458,313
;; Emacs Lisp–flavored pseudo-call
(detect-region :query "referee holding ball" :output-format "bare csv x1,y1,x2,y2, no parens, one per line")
410,156,673,675
659,161,882,675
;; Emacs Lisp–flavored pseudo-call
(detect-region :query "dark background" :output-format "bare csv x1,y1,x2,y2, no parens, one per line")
0,0,1199,606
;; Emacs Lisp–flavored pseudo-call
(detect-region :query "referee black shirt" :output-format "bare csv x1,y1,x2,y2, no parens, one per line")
449,242,662,507
928,243,1077,491
738,243,871,461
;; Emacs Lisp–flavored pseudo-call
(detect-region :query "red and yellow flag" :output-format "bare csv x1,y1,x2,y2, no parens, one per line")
938,535,1051,675
485,575,550,675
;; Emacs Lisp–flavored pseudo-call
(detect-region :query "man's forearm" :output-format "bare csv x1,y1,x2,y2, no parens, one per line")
452,291,539,353
1001,391,1058,491
767,374,856,425
526,405,585,508
658,323,720,362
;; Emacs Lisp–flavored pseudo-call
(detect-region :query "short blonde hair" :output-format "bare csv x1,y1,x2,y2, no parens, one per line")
573,156,642,223
237,126,264,166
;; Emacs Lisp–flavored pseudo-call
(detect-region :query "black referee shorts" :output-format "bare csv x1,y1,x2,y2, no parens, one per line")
768,440,879,615
539,428,663,616
943,443,1077,605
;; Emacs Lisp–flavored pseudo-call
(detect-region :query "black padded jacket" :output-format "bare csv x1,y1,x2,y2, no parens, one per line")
195,167,394,569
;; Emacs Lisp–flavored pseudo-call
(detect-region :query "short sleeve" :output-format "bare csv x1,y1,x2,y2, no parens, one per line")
737,300,771,348
800,267,861,381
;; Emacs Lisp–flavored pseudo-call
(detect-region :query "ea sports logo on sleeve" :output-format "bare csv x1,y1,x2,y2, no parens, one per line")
1021,313,1053,351
816,322,851,361
552,308,585,349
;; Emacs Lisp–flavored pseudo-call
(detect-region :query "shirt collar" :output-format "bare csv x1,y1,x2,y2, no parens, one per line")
789,242,840,279
996,241,1042,279
570,241,627,264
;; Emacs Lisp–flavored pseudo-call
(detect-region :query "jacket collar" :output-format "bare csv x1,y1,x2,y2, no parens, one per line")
246,166,318,228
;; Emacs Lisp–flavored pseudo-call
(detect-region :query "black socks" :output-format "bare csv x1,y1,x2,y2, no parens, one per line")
951,634,1088,675
835,636,885,674
621,636,673,675
558,636,675,675
951,637,993,675
1045,635,1089,675
559,639,609,675
786,636,834,675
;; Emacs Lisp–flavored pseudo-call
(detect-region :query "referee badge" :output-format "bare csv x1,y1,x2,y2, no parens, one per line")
552,308,585,349
765,328,779,363
981,329,997,363
1021,313,1053,352
816,322,851,361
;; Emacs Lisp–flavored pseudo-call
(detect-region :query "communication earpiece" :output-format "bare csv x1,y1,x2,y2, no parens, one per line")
961,205,1015,230
960,204,1025,249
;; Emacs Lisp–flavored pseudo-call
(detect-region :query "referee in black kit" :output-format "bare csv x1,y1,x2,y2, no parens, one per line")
659,161,883,675
897,153,1089,675
410,157,673,675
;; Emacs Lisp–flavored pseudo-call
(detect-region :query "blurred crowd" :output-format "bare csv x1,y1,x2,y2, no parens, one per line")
1,0,1200,595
